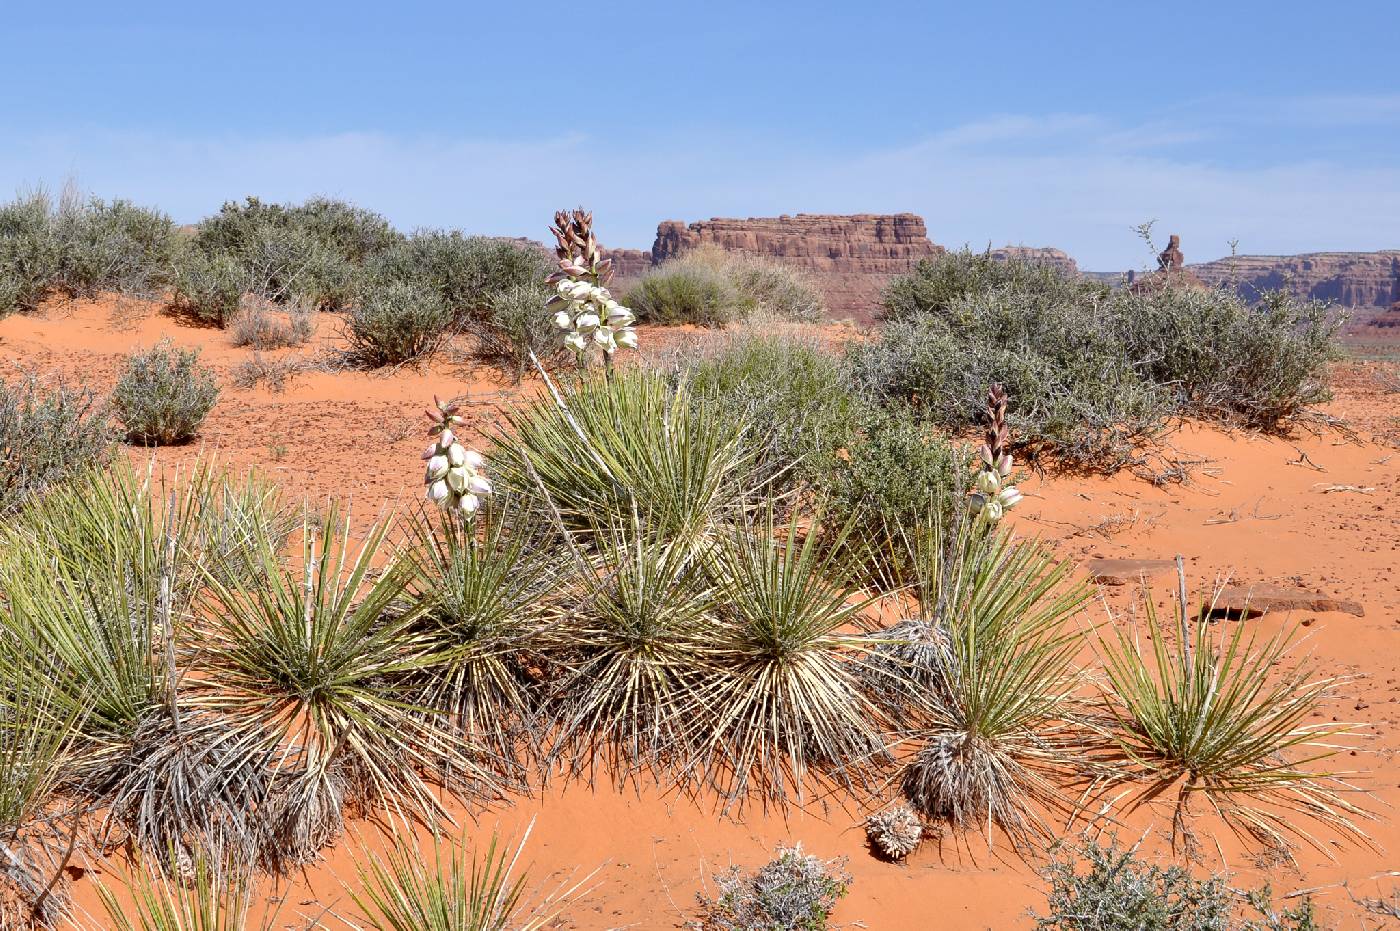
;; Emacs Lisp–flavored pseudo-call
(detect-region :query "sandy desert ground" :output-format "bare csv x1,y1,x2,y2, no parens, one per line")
3,295,1399,930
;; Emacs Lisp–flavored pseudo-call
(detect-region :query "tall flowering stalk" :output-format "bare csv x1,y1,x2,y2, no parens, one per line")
547,209,637,367
968,383,1021,525
422,396,492,515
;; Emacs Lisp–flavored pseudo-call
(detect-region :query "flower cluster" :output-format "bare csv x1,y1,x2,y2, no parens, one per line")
968,383,1022,525
547,208,637,359
422,396,492,515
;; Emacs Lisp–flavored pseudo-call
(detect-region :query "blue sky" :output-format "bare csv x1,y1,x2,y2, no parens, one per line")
3,0,1398,268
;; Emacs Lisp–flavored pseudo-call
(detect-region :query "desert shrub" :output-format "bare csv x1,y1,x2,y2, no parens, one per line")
1035,840,1326,931
691,844,851,931
0,188,179,314
52,195,181,299
229,353,305,392
857,253,1343,469
493,370,763,546
172,250,247,325
286,196,400,264
629,247,826,327
0,191,62,314
813,404,970,586
674,330,859,491
0,375,114,515
111,341,220,445
367,231,551,321
1098,585,1368,856
228,300,314,349
628,250,741,326
474,281,567,379
881,248,1104,323
888,524,1092,844
346,280,451,366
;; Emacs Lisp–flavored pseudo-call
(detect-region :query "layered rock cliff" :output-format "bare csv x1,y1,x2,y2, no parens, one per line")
1189,251,1400,309
649,213,943,320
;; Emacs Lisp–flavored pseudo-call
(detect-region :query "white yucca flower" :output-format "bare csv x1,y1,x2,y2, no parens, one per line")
547,208,638,364
970,383,1019,526
421,396,491,516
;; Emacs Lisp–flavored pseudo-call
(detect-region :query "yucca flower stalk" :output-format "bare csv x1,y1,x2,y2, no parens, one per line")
967,383,1021,525
423,396,492,516
546,208,637,367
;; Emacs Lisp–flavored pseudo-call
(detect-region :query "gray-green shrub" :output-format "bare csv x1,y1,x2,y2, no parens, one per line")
366,232,552,322
690,844,851,931
628,247,825,326
0,191,61,314
111,341,220,445
1035,840,1326,931
0,376,114,515
852,252,1342,470
474,281,567,380
345,280,450,367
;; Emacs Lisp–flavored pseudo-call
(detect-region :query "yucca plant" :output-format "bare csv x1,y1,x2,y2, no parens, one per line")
493,369,762,548
695,510,886,809
195,510,496,867
348,822,587,931
542,516,720,786
1098,588,1371,857
891,522,1093,845
95,853,281,931
400,499,558,779
0,665,83,927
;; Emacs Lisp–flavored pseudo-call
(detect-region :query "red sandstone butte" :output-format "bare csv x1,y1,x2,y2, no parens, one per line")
651,213,944,322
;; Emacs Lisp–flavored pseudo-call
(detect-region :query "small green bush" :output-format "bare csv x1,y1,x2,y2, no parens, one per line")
690,844,851,931
629,252,740,327
1035,840,1326,931
0,191,61,314
0,376,114,515
473,281,566,379
367,232,551,322
853,251,1342,470
345,280,449,366
674,330,858,490
629,246,826,327
111,341,220,445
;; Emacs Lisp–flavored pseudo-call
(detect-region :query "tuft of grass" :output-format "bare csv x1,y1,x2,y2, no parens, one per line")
96,853,279,931
346,280,450,367
697,510,886,808
228,300,315,349
111,341,220,445
400,501,558,778
891,523,1093,844
628,246,824,327
0,375,114,515
194,510,499,865
1098,586,1370,857
493,370,763,547
349,822,585,931
690,843,850,931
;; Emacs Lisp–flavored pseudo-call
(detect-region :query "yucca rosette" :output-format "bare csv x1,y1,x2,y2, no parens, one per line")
421,396,492,515
968,383,1021,525
547,208,637,360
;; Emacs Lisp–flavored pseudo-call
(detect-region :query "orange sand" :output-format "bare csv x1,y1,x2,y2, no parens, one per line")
3,297,1398,929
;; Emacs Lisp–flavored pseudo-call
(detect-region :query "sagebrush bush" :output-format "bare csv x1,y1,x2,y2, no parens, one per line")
852,251,1342,470
691,844,851,931
111,340,220,444
474,281,568,379
0,375,114,515
173,250,247,326
367,231,552,321
629,246,825,326
346,280,450,366
1035,840,1325,931
0,188,180,315
672,329,858,491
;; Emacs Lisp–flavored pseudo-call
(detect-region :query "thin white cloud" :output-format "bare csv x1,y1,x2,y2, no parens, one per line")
2,111,1396,270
